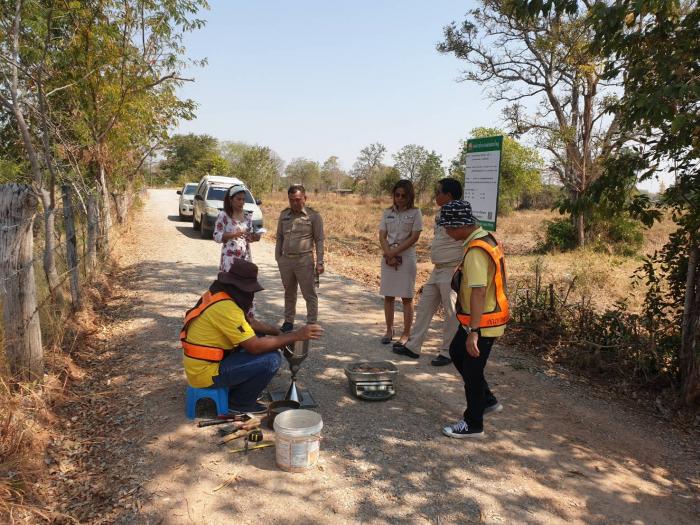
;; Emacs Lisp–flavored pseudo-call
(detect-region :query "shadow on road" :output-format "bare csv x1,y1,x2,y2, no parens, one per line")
99,252,699,525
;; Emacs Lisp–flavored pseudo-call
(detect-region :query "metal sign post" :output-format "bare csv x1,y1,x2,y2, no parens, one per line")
463,135,503,231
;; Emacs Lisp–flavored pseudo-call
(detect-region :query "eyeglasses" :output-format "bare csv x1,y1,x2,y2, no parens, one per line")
394,192,407,199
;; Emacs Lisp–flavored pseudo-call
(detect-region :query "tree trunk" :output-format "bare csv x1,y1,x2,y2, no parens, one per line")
112,191,128,224
38,188,66,305
98,163,111,254
0,184,43,381
575,212,585,247
86,193,99,274
680,241,700,406
62,185,81,310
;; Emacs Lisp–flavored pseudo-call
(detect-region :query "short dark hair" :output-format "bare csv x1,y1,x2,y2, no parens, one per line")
392,179,416,209
288,184,306,195
437,178,462,200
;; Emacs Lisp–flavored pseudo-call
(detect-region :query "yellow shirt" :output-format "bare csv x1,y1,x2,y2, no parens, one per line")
458,228,506,338
183,299,256,387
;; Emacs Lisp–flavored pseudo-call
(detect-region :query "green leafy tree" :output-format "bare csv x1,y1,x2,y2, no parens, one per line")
393,145,429,183
48,0,204,250
285,158,320,190
160,134,225,184
415,151,445,202
376,165,401,196
230,145,283,196
320,155,347,191
451,128,543,214
512,0,700,404
592,0,699,405
351,142,386,195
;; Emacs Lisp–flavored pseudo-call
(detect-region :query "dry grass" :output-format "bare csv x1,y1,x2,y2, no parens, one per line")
0,203,137,524
260,191,675,312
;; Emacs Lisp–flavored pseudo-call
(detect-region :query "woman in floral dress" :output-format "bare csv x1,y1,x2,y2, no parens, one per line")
213,184,261,271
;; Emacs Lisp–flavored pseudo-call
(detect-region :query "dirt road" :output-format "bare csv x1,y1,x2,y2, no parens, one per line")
105,189,698,524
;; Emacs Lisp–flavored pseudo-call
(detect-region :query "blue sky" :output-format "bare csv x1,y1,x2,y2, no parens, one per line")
175,0,493,172
174,0,666,192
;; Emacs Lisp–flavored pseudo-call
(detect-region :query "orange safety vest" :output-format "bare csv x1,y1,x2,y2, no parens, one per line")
451,233,510,328
180,291,235,362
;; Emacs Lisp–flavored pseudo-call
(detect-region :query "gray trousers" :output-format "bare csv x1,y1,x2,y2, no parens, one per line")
277,253,318,324
404,266,458,358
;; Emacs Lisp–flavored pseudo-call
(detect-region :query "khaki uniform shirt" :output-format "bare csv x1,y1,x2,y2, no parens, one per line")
379,207,423,257
275,206,325,262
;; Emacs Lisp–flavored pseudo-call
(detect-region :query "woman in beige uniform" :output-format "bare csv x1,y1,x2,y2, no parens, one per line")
379,180,423,345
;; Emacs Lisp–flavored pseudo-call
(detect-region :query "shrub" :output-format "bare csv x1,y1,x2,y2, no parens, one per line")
538,218,577,252
589,216,645,256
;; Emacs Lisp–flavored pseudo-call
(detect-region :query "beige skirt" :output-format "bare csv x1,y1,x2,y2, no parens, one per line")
379,254,417,298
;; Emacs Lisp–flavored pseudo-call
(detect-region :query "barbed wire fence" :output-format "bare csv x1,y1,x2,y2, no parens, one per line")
0,182,131,382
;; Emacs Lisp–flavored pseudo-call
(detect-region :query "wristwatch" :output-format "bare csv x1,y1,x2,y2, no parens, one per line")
464,326,481,335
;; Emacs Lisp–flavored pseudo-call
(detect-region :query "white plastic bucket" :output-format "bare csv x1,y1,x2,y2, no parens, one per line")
273,409,323,472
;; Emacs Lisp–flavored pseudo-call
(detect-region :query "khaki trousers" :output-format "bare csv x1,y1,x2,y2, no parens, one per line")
404,265,458,358
277,253,318,324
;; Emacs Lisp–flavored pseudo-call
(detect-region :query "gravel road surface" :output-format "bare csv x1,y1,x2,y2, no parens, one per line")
105,189,698,524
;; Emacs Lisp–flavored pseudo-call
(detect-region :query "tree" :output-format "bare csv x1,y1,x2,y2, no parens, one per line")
592,1,699,405
160,134,226,183
57,0,204,251
351,142,386,195
285,158,320,190
438,0,622,245
0,0,72,303
512,0,700,404
414,151,445,202
393,145,429,183
320,155,347,191
451,128,543,214
230,145,283,196
376,165,401,196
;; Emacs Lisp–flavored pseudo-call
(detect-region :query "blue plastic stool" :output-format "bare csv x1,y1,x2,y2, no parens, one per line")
185,386,229,419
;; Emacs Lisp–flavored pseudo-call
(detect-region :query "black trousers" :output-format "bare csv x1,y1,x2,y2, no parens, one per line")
449,326,497,431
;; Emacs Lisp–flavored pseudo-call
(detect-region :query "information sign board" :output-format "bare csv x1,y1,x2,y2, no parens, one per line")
463,135,503,231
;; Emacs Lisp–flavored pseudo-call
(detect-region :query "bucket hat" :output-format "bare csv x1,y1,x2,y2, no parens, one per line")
437,200,478,228
216,259,264,293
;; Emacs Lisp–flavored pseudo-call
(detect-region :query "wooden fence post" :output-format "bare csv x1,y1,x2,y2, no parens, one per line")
62,184,81,310
86,192,98,274
0,184,43,381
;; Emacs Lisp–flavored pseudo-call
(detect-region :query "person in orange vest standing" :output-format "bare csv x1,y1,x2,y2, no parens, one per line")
180,259,323,413
437,200,509,439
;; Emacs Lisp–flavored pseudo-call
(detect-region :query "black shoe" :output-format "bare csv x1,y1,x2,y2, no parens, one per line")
442,420,485,439
280,322,294,333
431,355,452,366
392,344,420,359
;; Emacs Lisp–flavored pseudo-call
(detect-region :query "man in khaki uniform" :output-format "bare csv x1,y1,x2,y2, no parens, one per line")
275,185,324,332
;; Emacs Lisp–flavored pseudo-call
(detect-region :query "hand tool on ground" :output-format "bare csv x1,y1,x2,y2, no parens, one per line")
197,413,251,427
217,413,251,421
229,440,274,454
198,414,259,428
244,428,263,454
217,424,261,445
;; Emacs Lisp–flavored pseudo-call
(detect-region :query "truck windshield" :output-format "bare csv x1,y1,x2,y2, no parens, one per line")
207,186,255,203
